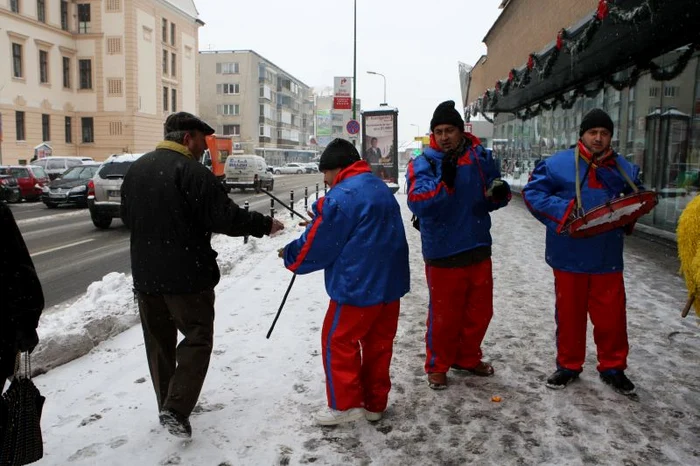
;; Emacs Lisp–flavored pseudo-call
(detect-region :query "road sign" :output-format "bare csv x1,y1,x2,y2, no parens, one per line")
346,119,360,135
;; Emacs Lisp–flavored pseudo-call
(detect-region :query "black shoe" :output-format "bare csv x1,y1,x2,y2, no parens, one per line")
159,409,192,438
546,369,579,390
599,370,636,396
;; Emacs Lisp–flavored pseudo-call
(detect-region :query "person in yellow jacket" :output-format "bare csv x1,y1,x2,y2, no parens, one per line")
677,195,700,319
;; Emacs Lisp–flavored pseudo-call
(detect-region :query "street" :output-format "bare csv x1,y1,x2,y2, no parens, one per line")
11,173,324,308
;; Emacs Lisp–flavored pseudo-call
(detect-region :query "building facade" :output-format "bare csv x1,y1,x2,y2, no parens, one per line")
314,95,361,149
198,50,316,164
464,0,699,234
0,0,202,165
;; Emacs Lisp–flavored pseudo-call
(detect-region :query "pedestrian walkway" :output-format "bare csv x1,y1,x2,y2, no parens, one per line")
33,194,699,466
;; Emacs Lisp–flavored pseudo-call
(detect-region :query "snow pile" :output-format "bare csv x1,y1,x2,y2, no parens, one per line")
33,272,137,374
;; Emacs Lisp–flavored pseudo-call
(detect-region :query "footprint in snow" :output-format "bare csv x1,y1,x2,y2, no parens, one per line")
79,413,102,427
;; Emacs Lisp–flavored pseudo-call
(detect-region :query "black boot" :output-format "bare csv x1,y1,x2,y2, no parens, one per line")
599,370,636,396
546,369,579,390
159,409,192,438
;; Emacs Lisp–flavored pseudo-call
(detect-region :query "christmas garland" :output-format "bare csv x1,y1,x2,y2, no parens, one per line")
467,0,697,121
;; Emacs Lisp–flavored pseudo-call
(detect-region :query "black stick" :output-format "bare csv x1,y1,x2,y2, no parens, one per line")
266,274,296,339
260,188,311,222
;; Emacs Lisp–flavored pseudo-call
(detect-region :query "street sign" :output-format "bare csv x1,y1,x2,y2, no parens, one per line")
346,119,360,135
465,122,473,133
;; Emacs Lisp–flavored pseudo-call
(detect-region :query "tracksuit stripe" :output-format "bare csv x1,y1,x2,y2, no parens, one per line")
426,267,436,369
325,303,343,409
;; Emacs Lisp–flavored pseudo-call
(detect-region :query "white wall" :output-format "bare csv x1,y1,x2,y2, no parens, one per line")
102,7,126,112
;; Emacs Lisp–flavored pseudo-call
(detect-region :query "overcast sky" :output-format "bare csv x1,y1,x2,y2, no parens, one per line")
196,0,503,146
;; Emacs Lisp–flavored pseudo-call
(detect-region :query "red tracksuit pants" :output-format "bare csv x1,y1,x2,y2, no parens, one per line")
424,258,493,374
553,269,629,372
321,299,400,412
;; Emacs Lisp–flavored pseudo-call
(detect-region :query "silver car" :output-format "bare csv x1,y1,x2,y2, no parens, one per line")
88,153,143,229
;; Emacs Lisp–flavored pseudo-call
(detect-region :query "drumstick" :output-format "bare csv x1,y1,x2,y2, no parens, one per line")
681,295,694,318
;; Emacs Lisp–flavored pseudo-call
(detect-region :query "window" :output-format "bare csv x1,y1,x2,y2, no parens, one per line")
663,85,679,98
106,0,120,12
61,1,69,30
107,37,122,54
78,4,91,34
218,104,240,116
222,124,240,136
12,43,23,78
107,78,123,96
62,57,70,88
162,50,168,75
65,116,72,143
171,89,177,112
216,62,239,74
79,59,92,89
649,87,659,98
37,0,45,22
81,117,94,143
170,23,176,46
162,18,167,42
16,111,25,141
219,83,239,94
109,121,122,135
39,50,49,84
163,87,169,111
10,0,19,13
171,53,176,78
42,114,50,141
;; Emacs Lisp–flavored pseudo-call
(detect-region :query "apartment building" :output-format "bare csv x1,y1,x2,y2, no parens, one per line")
199,50,315,157
0,0,202,165
314,95,361,149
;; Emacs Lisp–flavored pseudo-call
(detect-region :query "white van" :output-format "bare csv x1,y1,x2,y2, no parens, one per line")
223,154,274,193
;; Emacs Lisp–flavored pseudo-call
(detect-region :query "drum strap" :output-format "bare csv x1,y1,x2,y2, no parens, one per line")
575,146,639,214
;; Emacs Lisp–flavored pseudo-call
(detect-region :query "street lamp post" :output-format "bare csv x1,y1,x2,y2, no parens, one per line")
410,124,420,136
366,71,386,106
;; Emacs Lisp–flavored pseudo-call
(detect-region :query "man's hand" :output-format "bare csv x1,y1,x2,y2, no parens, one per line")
269,218,285,235
298,210,315,227
16,329,39,354
278,247,285,258
441,156,458,188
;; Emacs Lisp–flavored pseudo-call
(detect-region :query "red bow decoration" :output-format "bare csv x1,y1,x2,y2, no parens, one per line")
495,81,501,91
527,55,535,71
508,70,515,82
556,29,565,50
596,0,609,20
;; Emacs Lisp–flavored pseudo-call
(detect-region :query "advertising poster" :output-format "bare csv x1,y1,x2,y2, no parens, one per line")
333,76,352,110
316,109,332,147
362,109,398,183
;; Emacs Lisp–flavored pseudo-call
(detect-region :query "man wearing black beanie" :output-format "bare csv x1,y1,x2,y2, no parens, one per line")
523,108,647,398
280,138,410,426
406,100,511,390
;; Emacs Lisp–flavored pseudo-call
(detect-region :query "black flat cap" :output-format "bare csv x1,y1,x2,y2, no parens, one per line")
164,112,215,135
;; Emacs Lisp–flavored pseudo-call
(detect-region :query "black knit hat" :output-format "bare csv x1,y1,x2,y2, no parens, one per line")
430,100,465,131
164,112,215,136
579,108,614,137
318,138,361,171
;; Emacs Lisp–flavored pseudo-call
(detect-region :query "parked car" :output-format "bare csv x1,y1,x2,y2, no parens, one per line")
41,163,100,208
88,153,143,229
303,162,319,173
0,172,21,203
32,156,94,180
273,163,307,175
223,154,274,192
0,165,49,201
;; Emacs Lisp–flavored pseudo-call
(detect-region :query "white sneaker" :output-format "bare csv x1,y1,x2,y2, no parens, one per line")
314,407,365,426
364,409,383,422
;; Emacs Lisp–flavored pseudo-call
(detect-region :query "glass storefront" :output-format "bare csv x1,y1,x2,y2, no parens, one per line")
495,48,699,233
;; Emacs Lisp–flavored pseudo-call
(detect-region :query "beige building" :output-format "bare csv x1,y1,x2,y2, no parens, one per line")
0,0,202,165
199,50,315,159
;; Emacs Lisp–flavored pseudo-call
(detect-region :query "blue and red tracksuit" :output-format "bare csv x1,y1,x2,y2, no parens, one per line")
522,141,643,373
283,160,410,412
406,133,510,374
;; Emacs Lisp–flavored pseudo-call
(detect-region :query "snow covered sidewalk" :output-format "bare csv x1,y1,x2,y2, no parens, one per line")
31,193,699,466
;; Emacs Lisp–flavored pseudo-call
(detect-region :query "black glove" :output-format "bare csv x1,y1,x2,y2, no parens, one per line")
487,179,510,201
441,157,457,188
16,329,39,353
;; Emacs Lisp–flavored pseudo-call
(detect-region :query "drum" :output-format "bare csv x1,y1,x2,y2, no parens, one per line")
564,191,659,238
